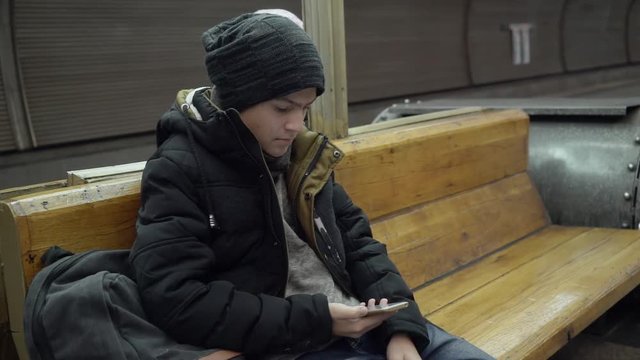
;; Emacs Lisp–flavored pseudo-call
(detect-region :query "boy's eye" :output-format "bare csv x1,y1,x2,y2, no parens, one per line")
275,105,291,113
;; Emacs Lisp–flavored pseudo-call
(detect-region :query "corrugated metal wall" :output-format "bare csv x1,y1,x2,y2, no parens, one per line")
562,0,632,71
467,0,564,84
627,0,640,62
0,71,16,152
1,0,638,151
345,0,470,102
13,0,300,146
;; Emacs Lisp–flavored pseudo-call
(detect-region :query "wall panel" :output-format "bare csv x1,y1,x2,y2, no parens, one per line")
0,71,16,152
628,0,640,62
467,0,564,84
14,0,300,146
563,0,631,71
9,0,640,146
345,0,469,103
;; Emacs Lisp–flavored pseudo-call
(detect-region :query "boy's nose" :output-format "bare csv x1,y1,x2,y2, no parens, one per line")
285,112,306,133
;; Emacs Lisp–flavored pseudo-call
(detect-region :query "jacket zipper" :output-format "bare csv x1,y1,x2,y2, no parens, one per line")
258,152,290,297
314,215,342,264
224,111,289,295
311,209,355,297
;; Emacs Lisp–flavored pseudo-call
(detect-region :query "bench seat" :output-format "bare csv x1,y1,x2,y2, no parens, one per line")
335,109,640,359
2,108,639,360
418,224,640,359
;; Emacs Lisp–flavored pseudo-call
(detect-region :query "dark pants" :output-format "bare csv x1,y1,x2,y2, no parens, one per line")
298,322,495,360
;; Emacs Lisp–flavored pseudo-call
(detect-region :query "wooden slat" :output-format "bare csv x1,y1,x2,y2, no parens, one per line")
419,226,640,359
414,226,590,314
0,180,66,201
66,161,145,185
1,176,140,289
335,109,529,220
347,107,483,136
372,172,549,289
21,194,139,283
0,204,28,339
303,0,349,139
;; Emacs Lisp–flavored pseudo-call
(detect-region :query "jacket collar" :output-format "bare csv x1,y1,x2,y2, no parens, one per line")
157,88,265,173
287,129,344,245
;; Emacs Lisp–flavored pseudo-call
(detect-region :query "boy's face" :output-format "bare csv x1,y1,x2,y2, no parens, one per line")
239,87,317,157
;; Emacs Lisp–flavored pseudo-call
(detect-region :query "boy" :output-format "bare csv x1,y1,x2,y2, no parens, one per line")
131,12,493,360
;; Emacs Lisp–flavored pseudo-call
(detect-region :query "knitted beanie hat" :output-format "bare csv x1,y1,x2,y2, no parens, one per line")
201,13,325,111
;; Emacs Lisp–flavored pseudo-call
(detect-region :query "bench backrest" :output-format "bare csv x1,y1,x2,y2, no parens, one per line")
0,175,140,287
0,108,548,355
335,109,549,287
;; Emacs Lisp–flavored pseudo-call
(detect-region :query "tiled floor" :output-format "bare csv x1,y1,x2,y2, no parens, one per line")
552,335,640,360
551,287,640,360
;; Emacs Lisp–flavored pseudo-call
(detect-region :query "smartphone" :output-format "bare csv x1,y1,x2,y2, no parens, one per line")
365,301,409,316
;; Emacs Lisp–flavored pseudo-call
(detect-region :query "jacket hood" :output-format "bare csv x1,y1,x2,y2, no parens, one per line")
157,87,221,146
155,88,264,162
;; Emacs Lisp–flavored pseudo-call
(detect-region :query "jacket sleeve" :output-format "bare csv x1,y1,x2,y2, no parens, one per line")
332,181,430,352
130,154,332,355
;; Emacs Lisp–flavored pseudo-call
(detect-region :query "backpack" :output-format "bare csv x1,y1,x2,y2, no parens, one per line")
23,248,242,360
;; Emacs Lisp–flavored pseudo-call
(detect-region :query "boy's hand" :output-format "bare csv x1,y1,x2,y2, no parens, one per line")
328,298,395,338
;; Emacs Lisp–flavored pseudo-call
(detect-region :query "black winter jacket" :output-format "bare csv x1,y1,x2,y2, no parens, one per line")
130,88,429,356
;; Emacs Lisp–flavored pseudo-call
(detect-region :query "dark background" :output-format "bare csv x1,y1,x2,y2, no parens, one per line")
1,0,639,188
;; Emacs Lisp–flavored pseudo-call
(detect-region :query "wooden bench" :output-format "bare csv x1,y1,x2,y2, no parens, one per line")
1,108,639,359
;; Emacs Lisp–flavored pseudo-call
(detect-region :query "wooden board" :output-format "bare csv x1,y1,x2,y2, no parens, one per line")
372,172,549,289
0,180,66,201
335,109,529,220
66,161,146,185
1,176,141,288
417,226,640,359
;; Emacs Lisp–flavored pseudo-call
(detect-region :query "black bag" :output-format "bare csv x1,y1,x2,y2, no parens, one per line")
23,248,231,360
